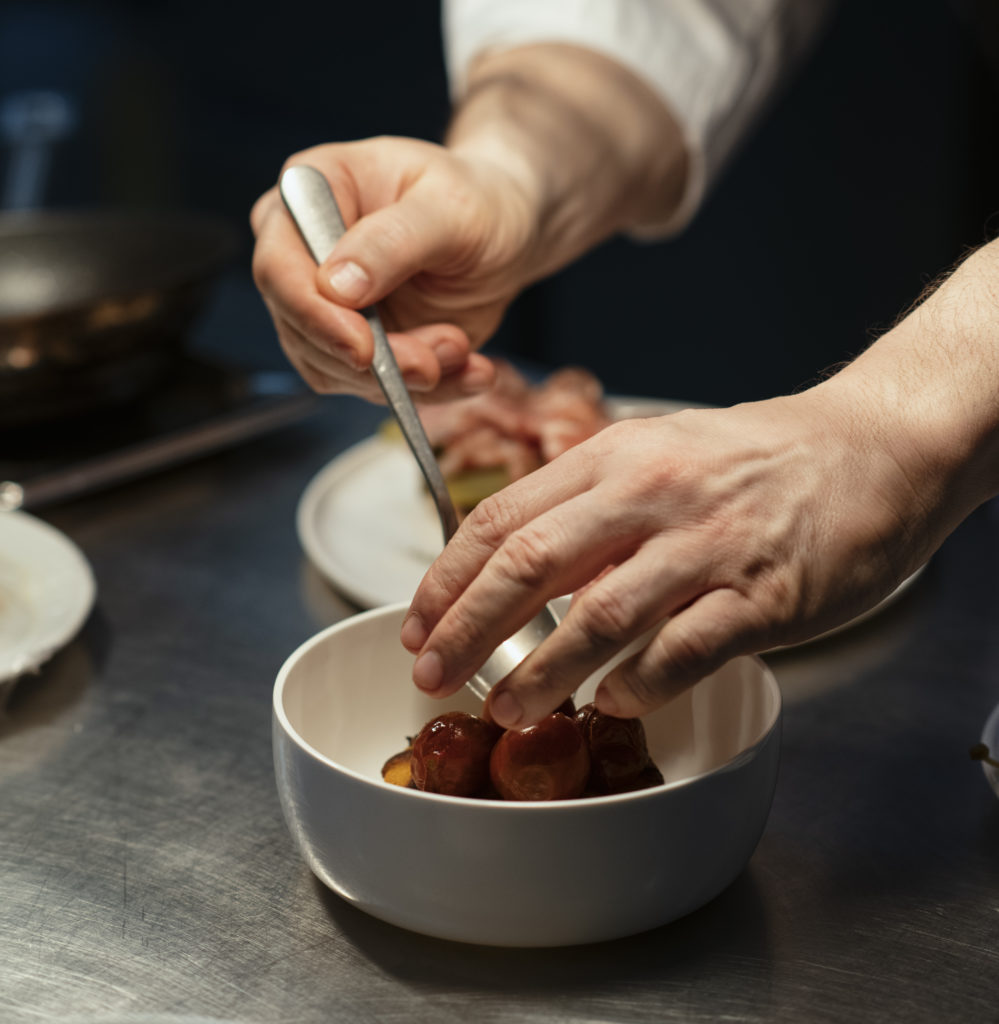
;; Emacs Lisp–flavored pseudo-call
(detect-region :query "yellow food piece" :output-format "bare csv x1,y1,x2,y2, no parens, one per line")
446,467,512,511
381,748,414,788
377,418,403,442
378,418,511,511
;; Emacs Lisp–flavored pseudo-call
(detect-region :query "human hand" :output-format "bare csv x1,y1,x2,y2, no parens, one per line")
251,40,690,406
251,137,544,403
400,385,949,728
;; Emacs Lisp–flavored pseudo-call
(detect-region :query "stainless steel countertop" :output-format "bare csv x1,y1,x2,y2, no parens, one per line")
2,396,998,1024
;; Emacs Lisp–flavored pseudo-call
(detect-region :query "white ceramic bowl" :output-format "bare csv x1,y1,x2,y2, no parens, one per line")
273,602,782,947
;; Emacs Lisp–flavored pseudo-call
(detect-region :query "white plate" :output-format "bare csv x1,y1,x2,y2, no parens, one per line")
981,701,999,799
297,396,923,643
297,397,697,609
0,511,96,683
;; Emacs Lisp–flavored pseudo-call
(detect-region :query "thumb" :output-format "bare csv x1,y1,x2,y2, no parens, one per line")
317,187,454,308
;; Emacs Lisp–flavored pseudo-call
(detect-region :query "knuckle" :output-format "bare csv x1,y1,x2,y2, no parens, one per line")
249,190,273,235
369,210,421,263
250,245,274,293
463,493,521,549
521,665,570,700
295,305,329,343
613,658,668,709
279,153,308,178
281,346,335,395
755,573,798,633
442,600,491,657
658,618,716,682
299,365,333,393
574,587,638,649
497,526,557,591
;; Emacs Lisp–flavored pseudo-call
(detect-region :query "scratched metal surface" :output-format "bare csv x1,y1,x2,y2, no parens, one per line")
2,398,998,1024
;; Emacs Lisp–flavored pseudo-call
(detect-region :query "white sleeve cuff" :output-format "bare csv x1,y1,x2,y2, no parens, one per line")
443,0,829,236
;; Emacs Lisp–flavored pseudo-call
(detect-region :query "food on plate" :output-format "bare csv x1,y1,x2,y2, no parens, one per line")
414,361,613,511
381,700,664,801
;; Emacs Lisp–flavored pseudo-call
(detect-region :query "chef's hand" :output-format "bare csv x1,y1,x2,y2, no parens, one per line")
251,45,688,405
250,137,544,403
400,369,976,728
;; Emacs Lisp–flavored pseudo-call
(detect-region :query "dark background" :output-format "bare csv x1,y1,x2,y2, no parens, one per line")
2,0,998,406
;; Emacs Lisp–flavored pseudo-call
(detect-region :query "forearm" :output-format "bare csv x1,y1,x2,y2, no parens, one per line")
820,238,999,536
445,44,688,283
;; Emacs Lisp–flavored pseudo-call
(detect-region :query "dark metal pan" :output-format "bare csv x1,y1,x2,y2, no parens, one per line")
0,209,237,425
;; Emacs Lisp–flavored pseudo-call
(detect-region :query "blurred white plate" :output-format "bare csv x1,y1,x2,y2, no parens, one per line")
981,701,999,799
297,396,923,644
0,510,96,683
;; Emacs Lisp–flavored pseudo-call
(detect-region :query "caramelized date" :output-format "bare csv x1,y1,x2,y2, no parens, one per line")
575,703,664,795
410,711,502,797
489,712,590,801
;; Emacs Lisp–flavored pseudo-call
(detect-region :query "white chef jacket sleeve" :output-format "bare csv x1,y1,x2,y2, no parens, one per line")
442,0,832,237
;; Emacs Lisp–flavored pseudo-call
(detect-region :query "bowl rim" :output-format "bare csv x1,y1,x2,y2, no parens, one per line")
274,602,783,811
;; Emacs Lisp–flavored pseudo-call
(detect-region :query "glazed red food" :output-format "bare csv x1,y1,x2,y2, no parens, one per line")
489,711,591,801
410,711,502,797
385,700,663,802
574,703,665,795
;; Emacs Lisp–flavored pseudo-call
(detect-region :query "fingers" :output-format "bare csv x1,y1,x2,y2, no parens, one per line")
316,179,464,310
253,140,523,404
595,587,768,718
405,470,663,716
254,189,495,400
401,441,774,728
485,575,767,730
395,324,496,401
272,309,495,401
396,393,924,729
403,452,601,649
485,537,708,727
253,196,374,365
272,315,383,402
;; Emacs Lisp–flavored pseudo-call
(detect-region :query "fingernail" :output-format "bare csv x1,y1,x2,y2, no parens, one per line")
431,337,464,372
460,363,493,393
595,687,619,717
404,370,433,390
489,689,523,728
400,614,428,651
328,261,370,304
413,650,444,692
332,340,366,371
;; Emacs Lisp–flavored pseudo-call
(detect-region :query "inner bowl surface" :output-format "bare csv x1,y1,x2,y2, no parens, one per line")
274,602,781,946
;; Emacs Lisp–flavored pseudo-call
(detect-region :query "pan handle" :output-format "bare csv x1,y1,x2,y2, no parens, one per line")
0,90,76,209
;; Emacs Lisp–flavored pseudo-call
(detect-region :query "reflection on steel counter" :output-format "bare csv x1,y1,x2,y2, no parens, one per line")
0,361,318,511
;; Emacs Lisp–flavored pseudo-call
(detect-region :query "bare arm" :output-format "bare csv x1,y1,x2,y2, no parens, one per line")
446,43,689,279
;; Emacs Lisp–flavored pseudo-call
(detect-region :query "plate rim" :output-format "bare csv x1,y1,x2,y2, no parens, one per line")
0,509,96,683
297,435,422,609
981,700,999,797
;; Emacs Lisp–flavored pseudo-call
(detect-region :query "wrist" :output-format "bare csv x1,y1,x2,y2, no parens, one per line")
817,243,999,524
446,44,688,282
